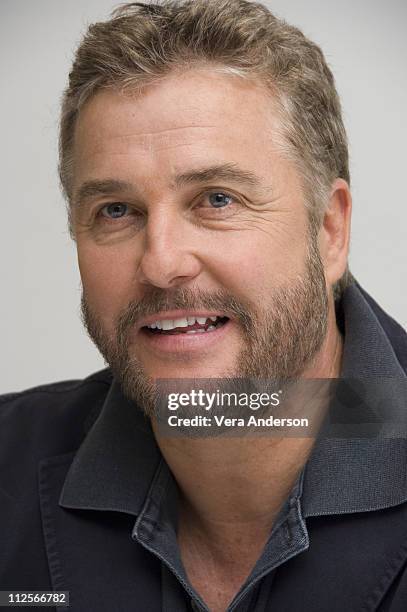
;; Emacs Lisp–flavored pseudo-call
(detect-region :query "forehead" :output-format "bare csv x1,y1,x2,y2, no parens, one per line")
71,68,290,195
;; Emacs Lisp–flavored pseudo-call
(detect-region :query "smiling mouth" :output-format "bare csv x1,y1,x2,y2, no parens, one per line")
142,315,229,335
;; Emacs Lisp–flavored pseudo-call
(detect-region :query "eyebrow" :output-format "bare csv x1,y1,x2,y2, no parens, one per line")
73,163,264,209
174,163,262,189
73,179,133,209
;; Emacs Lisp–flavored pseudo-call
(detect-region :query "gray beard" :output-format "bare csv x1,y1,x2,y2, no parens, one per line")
80,234,328,418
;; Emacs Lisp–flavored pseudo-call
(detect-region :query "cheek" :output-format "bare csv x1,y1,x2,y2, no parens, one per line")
77,244,137,328
209,229,306,299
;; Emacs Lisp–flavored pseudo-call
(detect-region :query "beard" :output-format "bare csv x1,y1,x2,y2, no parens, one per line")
80,232,328,418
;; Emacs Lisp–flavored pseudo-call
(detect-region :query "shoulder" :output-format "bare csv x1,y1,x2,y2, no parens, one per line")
0,368,113,460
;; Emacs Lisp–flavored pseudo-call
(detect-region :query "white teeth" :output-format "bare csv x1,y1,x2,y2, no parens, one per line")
147,314,223,330
173,317,189,328
147,317,194,330
161,319,174,331
207,325,216,331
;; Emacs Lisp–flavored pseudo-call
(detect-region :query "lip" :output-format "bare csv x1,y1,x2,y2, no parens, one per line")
137,310,230,331
132,316,233,355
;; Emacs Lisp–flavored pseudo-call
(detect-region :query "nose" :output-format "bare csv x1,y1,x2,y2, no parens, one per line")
136,209,202,289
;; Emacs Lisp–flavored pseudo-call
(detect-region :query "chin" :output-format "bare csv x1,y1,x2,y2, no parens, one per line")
147,364,232,381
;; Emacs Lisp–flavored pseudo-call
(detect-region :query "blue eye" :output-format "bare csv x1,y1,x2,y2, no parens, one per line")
101,203,128,218
208,193,233,208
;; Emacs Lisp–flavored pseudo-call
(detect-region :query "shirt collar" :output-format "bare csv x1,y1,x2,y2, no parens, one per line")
60,282,407,517
59,379,161,514
302,282,407,516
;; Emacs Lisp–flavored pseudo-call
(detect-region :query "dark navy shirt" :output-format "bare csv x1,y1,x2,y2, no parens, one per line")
58,283,407,611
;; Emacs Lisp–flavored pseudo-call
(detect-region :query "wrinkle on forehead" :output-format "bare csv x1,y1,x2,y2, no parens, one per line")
74,73,277,148
102,125,220,154
72,72,285,196
74,130,224,168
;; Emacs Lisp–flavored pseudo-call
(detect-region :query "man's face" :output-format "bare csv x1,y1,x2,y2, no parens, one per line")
72,69,328,411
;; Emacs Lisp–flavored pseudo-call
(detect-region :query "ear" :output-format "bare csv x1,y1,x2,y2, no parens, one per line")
319,178,352,287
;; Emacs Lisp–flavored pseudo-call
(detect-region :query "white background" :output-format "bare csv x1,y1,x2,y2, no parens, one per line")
1,0,406,392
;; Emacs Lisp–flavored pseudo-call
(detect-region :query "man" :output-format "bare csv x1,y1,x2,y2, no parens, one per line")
1,1,406,611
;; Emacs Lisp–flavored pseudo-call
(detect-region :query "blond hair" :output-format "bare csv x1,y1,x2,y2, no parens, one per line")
59,0,353,297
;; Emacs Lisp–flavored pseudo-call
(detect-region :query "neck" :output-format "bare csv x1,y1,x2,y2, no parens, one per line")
152,301,343,548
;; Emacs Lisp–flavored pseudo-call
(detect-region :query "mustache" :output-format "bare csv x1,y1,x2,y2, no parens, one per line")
115,286,255,338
